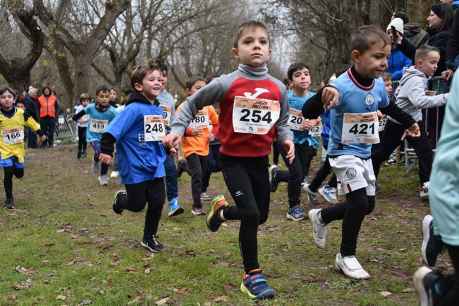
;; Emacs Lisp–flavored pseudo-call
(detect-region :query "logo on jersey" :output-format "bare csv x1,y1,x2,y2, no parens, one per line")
243,88,270,99
345,168,357,179
365,94,375,106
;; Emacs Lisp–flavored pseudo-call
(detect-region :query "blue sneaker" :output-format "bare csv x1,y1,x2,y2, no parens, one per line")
168,198,184,217
286,205,305,221
318,184,338,204
240,271,275,300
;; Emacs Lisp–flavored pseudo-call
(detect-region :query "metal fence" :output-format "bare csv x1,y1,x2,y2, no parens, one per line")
55,113,77,144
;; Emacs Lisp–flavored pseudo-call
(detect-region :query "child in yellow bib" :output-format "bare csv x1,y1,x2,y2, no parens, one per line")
0,87,45,209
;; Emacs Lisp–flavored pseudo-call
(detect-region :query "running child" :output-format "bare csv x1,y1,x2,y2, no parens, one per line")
269,62,320,221
73,85,118,186
75,93,90,159
99,62,168,253
303,25,420,279
177,77,218,216
165,20,338,299
0,87,45,209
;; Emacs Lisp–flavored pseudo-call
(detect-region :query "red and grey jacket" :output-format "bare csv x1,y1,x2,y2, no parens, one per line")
171,64,292,157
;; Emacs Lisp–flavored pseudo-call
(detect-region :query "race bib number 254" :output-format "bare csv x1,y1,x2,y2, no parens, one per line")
232,96,280,135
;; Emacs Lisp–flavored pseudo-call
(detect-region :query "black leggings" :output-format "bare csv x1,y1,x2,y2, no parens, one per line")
186,154,208,209
321,188,375,256
308,156,337,192
118,179,165,239
372,120,433,184
3,166,24,199
220,154,270,273
272,141,280,165
276,143,316,208
78,126,87,155
440,244,459,306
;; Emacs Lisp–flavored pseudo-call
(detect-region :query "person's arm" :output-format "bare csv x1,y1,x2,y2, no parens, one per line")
24,110,44,136
406,78,449,109
72,109,87,121
275,89,293,144
100,132,116,156
302,86,338,119
379,98,416,129
100,106,137,156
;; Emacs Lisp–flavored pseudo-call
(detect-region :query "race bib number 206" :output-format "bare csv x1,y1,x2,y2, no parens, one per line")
232,96,280,135
341,112,379,144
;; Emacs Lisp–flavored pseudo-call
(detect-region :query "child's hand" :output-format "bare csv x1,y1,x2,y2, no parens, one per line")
282,139,295,164
321,86,339,109
377,111,383,119
442,69,454,81
303,119,315,129
406,123,420,138
99,153,112,165
37,135,47,146
163,133,181,150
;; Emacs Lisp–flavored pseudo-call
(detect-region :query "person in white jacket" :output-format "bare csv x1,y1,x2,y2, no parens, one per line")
372,46,449,198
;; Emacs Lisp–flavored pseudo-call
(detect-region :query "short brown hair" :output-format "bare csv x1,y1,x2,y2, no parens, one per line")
382,72,392,82
415,46,440,62
130,60,162,91
351,25,390,53
233,21,270,48
0,87,16,97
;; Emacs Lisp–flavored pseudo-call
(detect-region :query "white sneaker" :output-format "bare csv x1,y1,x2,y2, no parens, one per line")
308,209,327,248
419,182,429,199
98,175,109,186
110,171,119,179
318,185,338,204
268,164,279,184
335,253,370,280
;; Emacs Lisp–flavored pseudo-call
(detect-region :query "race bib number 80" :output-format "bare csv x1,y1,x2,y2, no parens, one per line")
232,96,280,135
3,128,24,145
341,112,379,144
144,115,166,142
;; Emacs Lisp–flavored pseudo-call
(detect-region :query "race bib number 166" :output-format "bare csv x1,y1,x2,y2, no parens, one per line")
232,96,280,135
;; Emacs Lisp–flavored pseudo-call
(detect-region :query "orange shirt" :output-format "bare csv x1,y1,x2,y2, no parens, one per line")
178,105,218,158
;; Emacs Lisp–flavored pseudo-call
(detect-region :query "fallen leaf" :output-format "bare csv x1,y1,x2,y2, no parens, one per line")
125,267,137,273
155,297,170,305
13,278,32,290
78,299,92,305
213,295,229,302
15,266,36,276
380,291,392,298
56,295,66,301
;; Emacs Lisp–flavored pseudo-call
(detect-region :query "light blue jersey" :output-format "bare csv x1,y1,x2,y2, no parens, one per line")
84,104,118,142
328,70,389,159
287,90,319,148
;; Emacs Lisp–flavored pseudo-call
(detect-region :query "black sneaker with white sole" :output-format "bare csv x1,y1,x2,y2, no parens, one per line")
112,190,127,215
413,266,451,306
421,215,443,267
141,236,163,253
4,197,15,209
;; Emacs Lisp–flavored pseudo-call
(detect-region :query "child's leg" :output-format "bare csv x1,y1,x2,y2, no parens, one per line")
82,127,87,154
3,167,14,200
281,145,303,208
247,157,270,225
309,156,333,192
440,244,459,305
144,179,166,239
78,127,85,156
121,182,148,212
297,144,316,181
164,154,179,202
407,122,434,185
272,141,280,166
186,154,204,209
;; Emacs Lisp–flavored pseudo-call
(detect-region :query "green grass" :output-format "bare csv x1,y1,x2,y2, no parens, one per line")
0,146,433,305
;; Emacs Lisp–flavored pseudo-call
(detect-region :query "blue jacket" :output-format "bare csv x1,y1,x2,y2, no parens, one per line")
388,48,412,81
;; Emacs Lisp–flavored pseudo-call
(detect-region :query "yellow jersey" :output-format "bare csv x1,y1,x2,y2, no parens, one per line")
0,108,40,163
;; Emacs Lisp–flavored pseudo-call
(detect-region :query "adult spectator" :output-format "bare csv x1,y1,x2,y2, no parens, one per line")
38,86,59,148
23,86,40,148
386,18,413,80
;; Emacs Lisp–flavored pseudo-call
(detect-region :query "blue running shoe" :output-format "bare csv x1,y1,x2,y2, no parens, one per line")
168,198,184,217
240,271,275,300
318,184,338,204
286,205,305,221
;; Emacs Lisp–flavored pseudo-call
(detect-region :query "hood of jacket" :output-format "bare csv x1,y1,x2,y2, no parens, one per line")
398,66,427,88
126,92,159,106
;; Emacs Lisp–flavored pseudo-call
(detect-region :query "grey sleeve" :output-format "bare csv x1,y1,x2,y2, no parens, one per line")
406,78,449,109
170,78,225,136
276,87,293,143
169,99,176,124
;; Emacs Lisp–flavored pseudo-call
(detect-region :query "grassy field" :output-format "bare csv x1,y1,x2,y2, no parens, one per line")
0,145,436,305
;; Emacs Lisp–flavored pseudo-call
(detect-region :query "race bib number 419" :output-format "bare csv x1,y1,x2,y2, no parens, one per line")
3,128,24,145
341,112,379,144
232,96,280,135
144,115,166,142
89,119,108,133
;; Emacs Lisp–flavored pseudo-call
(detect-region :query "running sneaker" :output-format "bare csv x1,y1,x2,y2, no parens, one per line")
335,253,370,280
421,215,443,267
286,205,305,221
92,160,100,175
110,171,119,179
413,266,450,306
269,166,280,192
308,209,327,248
98,175,109,186
200,192,213,202
141,236,163,253
318,184,338,204
419,181,429,199
112,190,126,214
168,198,184,217
191,207,205,216
4,197,15,209
240,271,275,300
206,195,229,232
303,184,318,206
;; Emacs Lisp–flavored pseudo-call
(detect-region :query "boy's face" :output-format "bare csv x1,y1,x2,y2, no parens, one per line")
135,69,162,101
160,70,168,90
0,92,14,110
109,89,117,101
352,41,391,79
384,80,393,95
16,102,25,110
81,98,90,106
417,51,440,77
291,68,311,91
96,91,110,107
188,80,206,96
427,11,442,30
232,26,271,67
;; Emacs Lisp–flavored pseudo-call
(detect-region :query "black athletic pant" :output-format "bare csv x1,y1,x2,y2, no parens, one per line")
117,179,165,240
202,143,221,193
440,244,459,306
321,188,375,256
372,120,433,184
308,156,337,192
3,166,24,199
276,143,316,208
40,116,56,147
77,126,87,157
220,154,270,273
186,154,208,209
272,141,280,165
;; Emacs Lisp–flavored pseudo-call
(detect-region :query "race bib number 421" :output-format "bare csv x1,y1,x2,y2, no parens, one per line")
144,115,166,142
341,112,379,144
232,96,280,135
3,128,24,145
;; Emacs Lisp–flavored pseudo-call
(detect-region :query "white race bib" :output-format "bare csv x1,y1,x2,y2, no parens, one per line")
144,115,166,142
232,96,280,135
341,112,379,144
287,108,306,131
89,119,108,133
160,105,172,126
308,123,322,137
3,128,24,145
188,111,208,132
378,116,387,132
